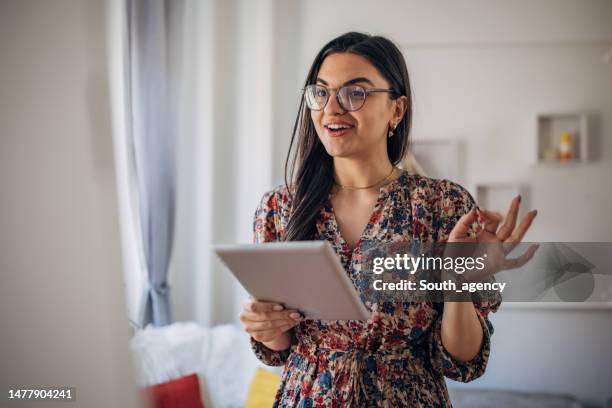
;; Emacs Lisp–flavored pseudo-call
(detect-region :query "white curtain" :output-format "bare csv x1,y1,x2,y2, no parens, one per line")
123,0,184,327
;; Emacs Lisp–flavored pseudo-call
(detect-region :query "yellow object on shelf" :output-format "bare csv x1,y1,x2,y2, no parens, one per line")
559,131,573,161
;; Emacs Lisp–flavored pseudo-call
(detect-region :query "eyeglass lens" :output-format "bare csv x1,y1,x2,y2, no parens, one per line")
304,85,367,111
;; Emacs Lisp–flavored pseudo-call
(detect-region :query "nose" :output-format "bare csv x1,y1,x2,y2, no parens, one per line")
323,90,345,115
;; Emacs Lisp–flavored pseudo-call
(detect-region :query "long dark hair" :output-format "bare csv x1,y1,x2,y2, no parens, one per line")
283,32,413,241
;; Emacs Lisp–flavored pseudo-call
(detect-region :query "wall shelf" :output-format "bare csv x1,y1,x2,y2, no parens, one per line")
536,113,589,164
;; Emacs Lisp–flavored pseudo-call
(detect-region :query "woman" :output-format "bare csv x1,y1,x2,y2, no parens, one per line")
239,32,537,407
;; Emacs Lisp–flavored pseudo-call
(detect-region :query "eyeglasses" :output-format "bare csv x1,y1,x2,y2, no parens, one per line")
303,84,400,112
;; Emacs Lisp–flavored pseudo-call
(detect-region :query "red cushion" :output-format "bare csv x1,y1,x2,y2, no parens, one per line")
143,373,205,408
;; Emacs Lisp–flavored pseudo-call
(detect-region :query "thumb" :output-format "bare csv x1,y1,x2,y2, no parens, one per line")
448,207,478,241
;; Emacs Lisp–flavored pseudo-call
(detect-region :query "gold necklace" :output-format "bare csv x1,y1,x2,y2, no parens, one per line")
334,166,396,190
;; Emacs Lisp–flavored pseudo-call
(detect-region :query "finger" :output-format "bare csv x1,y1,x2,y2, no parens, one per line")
240,309,301,323
250,324,297,342
497,195,521,241
477,207,503,234
502,244,539,270
503,209,538,254
245,319,298,332
448,207,478,241
245,299,286,313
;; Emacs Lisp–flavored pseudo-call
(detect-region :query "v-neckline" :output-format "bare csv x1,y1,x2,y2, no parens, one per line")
325,169,408,257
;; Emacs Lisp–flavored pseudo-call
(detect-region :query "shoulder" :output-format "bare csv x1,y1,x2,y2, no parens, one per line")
435,178,476,211
253,183,295,240
256,183,294,214
253,185,292,242
401,173,475,210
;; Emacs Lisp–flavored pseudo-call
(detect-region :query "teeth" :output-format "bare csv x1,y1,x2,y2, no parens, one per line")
327,124,351,130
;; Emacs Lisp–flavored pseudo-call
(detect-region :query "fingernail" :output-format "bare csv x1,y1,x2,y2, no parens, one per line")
532,209,538,216
518,194,522,202
289,312,302,320
273,305,284,311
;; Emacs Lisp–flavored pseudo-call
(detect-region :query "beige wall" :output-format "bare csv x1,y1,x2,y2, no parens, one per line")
0,1,142,406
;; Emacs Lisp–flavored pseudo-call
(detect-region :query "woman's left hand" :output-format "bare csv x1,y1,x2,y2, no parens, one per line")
446,195,539,282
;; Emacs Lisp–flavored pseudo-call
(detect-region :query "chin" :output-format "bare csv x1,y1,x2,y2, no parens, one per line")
328,152,351,159
320,139,355,157
321,144,352,158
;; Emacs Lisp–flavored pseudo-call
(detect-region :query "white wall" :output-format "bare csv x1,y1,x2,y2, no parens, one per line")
480,307,612,405
0,0,143,406
293,0,612,405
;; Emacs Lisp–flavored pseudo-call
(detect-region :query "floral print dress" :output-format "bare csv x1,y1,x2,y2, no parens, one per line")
250,170,501,407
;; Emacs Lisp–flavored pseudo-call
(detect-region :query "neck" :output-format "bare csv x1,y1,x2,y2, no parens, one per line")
332,156,395,189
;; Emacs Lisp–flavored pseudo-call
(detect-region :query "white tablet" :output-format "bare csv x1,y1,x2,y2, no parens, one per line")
213,241,371,320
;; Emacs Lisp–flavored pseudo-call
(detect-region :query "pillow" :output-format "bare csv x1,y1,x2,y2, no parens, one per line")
245,368,281,408
144,373,205,408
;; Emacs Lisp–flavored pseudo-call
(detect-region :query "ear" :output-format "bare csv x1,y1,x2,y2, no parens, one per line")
391,95,408,126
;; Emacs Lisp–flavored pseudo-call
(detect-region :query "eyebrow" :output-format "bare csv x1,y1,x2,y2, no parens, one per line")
316,76,375,87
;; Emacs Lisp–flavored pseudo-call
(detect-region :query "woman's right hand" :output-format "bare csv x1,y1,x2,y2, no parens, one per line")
239,297,303,351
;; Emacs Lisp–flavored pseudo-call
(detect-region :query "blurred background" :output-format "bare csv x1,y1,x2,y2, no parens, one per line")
1,0,611,407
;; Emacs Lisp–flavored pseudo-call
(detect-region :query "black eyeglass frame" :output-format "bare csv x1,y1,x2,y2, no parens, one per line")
302,84,401,112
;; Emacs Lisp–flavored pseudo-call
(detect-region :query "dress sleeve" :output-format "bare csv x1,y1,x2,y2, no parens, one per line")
430,180,502,382
249,189,293,366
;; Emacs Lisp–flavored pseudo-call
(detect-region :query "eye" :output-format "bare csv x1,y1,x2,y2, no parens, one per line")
315,87,328,98
349,88,365,98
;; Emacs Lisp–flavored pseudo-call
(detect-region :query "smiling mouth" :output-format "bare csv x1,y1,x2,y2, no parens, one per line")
324,124,354,136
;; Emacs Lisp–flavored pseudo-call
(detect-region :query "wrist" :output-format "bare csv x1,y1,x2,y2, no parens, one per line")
262,330,292,351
